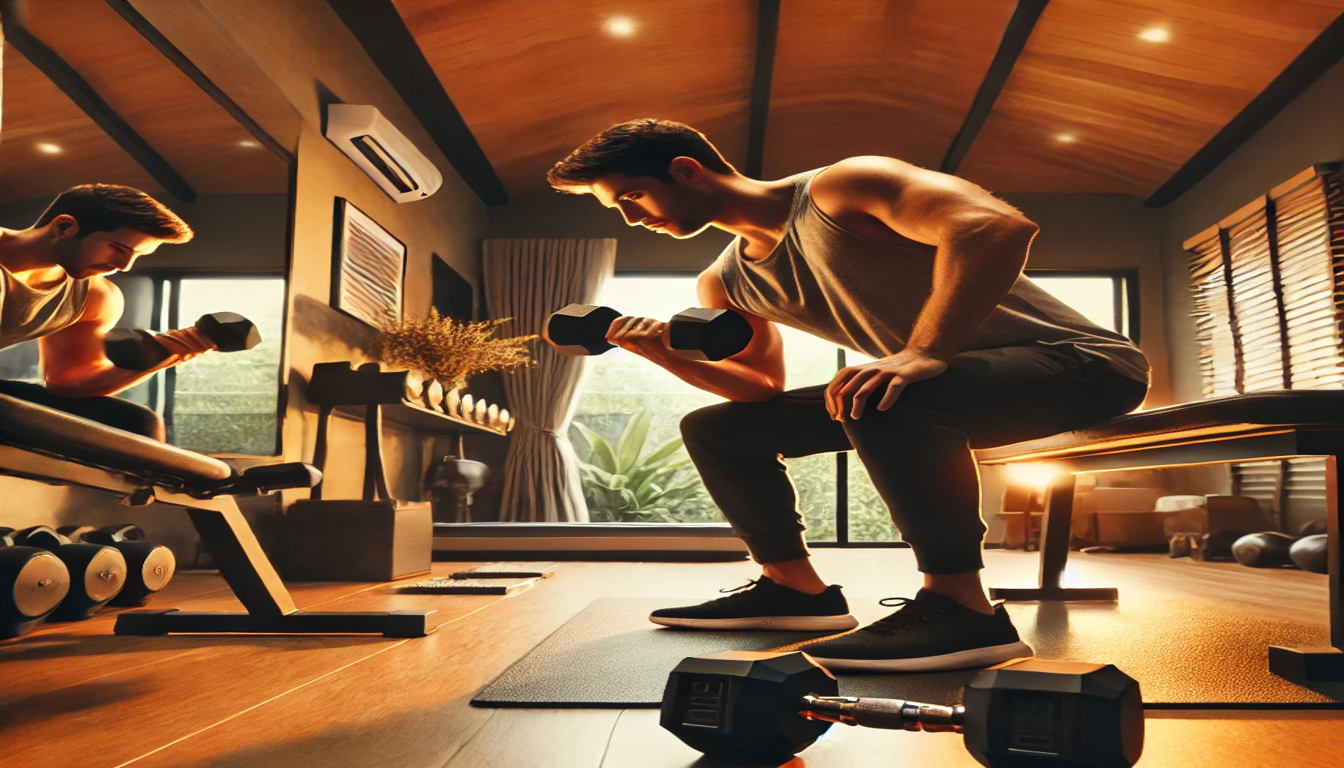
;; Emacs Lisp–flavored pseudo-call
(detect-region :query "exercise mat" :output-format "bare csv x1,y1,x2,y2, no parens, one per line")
473,597,1344,708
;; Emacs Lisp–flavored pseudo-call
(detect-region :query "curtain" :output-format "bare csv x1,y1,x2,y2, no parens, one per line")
482,238,616,522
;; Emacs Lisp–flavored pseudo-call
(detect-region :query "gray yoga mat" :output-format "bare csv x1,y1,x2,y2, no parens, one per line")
473,597,1344,708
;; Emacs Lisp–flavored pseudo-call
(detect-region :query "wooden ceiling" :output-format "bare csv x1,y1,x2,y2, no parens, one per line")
0,0,288,206
374,0,1344,203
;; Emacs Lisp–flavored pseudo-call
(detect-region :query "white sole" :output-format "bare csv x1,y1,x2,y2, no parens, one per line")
649,614,861,631
809,641,1035,673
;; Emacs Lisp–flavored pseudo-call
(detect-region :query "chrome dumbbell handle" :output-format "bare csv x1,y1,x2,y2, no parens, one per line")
800,695,965,733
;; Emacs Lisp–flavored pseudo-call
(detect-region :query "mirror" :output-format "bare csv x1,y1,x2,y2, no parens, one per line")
0,0,293,456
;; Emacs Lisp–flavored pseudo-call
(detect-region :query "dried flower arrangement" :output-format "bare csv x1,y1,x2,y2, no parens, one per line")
378,307,537,389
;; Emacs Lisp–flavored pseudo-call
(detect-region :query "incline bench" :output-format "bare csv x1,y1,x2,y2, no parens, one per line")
977,390,1344,682
0,393,431,637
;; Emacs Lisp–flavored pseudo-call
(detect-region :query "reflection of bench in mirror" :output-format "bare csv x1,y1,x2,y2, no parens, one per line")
0,394,431,637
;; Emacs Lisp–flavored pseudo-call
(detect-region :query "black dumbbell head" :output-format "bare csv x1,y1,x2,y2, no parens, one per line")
196,312,261,353
1290,534,1328,574
85,524,148,546
15,526,70,551
545,304,622,356
0,527,16,548
963,658,1144,768
661,650,837,763
0,546,72,638
50,544,127,621
668,308,753,361
105,327,168,370
1231,531,1298,568
108,542,177,606
56,525,97,544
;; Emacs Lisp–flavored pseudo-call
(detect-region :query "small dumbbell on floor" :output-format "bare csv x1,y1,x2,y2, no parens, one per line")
544,303,753,361
105,312,261,370
661,651,1144,767
79,524,176,606
0,533,72,639
1232,520,1329,574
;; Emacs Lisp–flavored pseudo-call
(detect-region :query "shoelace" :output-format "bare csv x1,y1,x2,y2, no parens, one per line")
703,578,768,606
863,596,942,636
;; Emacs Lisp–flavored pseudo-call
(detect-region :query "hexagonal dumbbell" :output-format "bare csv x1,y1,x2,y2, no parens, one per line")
661,651,1144,767
544,303,753,361
105,312,261,370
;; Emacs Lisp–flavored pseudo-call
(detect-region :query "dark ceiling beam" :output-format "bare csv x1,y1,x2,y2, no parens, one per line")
103,0,294,167
745,0,781,179
939,0,1048,175
1,0,197,203
325,0,507,206
1145,13,1344,208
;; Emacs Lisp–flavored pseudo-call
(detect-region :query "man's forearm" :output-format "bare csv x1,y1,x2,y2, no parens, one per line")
642,350,782,402
905,217,1038,360
44,361,170,398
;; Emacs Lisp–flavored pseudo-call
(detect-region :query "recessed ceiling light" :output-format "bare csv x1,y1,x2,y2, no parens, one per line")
1138,28,1170,43
605,17,636,37
1055,133,1077,144
35,142,63,155
238,139,261,148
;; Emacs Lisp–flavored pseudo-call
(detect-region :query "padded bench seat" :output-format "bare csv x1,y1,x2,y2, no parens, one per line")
978,390,1344,464
974,389,1344,682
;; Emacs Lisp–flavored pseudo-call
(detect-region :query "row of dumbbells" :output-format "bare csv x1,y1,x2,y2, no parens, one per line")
0,524,177,639
404,376,515,432
1169,519,1328,573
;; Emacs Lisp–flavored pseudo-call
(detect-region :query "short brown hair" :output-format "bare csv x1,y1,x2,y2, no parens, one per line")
34,184,193,243
547,119,736,192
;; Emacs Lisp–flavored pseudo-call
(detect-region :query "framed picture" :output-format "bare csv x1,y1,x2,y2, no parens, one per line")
331,198,406,327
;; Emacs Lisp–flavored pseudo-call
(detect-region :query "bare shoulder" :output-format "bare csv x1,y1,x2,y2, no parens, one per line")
696,267,732,309
79,276,125,326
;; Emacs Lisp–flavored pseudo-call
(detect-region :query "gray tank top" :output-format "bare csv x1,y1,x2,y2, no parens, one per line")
713,168,1150,383
0,265,92,350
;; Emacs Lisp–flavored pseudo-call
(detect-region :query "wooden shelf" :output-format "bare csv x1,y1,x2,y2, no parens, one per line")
335,399,507,436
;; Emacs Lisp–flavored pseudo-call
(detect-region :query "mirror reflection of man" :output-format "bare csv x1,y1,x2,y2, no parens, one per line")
547,119,1150,673
0,183,209,441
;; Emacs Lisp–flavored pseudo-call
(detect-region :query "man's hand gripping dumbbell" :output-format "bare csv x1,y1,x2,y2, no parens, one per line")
104,312,262,371
544,303,753,362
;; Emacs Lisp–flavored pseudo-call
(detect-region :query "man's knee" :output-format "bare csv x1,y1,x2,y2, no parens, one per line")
679,402,742,447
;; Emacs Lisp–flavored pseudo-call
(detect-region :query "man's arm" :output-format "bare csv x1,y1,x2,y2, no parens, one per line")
812,156,1039,360
39,278,203,398
812,156,1039,420
604,270,786,402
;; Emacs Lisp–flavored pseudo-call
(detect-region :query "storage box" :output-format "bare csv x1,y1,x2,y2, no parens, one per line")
1157,494,1265,537
282,500,432,581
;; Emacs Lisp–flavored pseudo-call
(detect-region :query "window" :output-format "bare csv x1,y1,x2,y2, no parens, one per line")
1184,163,1344,396
568,270,1133,543
0,274,284,456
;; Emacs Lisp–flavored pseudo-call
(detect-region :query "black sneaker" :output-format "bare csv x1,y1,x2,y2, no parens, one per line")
799,589,1034,672
649,576,859,631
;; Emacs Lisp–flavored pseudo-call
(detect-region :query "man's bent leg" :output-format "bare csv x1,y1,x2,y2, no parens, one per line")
0,380,166,441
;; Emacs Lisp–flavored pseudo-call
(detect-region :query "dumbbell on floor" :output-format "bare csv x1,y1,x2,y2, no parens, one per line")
105,312,261,371
1,537,72,639
14,526,126,620
661,651,1144,767
545,303,753,361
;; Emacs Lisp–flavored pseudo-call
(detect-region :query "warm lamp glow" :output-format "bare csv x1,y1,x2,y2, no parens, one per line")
605,17,635,37
35,142,63,155
238,139,261,148
1055,133,1077,144
1004,463,1063,489
1138,28,1170,43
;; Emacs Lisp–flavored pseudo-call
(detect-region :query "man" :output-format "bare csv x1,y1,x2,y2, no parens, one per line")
0,183,207,441
546,119,1150,673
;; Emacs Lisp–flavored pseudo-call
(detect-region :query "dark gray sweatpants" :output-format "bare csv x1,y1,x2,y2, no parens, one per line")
678,344,1148,574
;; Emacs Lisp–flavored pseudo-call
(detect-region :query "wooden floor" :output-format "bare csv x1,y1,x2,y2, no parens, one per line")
2,549,1342,768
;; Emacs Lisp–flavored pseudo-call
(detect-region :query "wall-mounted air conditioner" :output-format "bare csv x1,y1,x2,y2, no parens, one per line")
324,104,443,203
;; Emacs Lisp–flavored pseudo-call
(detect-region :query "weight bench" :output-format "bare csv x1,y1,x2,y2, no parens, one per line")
0,394,431,637
976,390,1344,682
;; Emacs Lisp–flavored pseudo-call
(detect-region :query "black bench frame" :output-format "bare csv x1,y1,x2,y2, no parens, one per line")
978,423,1343,682
0,443,432,637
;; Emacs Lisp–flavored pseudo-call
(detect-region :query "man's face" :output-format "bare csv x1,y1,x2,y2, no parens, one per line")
49,219,165,279
590,172,716,239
